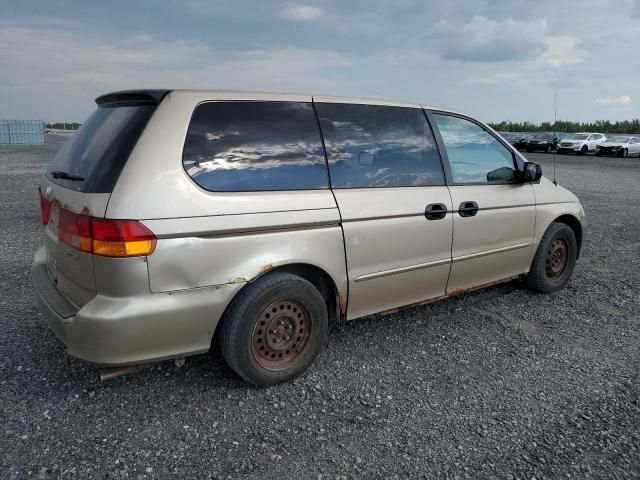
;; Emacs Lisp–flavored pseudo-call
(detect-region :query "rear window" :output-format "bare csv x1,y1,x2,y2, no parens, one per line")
315,103,444,188
46,105,154,193
182,101,328,192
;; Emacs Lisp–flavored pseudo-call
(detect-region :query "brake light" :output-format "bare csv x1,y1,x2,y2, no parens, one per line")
58,209,92,253
39,191,52,225
57,209,156,257
91,218,156,257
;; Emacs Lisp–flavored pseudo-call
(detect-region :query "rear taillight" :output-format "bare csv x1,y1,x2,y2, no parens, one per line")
58,208,92,253
57,209,156,258
91,218,156,257
39,191,52,225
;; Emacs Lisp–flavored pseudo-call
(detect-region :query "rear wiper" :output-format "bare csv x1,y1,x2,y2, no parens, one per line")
51,170,85,181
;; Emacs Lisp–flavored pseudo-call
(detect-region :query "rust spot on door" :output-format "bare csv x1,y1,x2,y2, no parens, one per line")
259,263,274,274
228,276,248,284
338,291,347,314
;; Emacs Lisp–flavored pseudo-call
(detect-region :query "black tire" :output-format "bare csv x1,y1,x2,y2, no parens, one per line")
579,145,588,155
525,222,578,293
623,148,628,158
546,145,553,153
595,151,602,157
218,272,328,386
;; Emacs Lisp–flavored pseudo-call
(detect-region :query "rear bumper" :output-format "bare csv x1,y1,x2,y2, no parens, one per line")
32,258,242,366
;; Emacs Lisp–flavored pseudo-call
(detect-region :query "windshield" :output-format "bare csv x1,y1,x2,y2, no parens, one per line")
608,136,630,143
534,133,553,140
46,105,155,193
566,134,589,140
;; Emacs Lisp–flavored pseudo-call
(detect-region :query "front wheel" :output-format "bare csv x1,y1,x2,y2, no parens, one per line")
623,148,629,158
579,145,588,155
525,222,578,293
218,272,328,386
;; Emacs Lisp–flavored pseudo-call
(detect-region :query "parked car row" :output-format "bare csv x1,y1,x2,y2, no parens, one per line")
498,132,532,151
498,131,640,157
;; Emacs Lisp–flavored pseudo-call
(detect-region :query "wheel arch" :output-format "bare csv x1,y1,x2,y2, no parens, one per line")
552,214,583,258
254,263,345,325
217,262,345,339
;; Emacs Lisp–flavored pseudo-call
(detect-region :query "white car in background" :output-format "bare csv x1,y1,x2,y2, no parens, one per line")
557,133,607,155
595,136,640,157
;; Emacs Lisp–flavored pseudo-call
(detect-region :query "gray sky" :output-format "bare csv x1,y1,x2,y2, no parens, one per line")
1,0,639,123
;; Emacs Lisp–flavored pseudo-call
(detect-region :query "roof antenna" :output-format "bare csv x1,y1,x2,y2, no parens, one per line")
553,92,558,186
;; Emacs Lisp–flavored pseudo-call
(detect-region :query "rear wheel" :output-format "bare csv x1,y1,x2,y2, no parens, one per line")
218,272,328,386
525,222,578,293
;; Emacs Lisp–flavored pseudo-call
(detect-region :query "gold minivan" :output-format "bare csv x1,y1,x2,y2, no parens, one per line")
32,90,586,385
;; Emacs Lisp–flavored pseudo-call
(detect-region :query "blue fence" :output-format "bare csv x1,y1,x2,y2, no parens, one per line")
0,120,46,145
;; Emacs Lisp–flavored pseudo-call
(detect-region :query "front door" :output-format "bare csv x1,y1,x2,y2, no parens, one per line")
315,99,453,319
430,112,536,294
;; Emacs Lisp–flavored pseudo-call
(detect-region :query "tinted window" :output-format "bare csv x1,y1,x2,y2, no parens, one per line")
315,103,444,188
46,105,155,193
433,114,516,184
183,101,328,191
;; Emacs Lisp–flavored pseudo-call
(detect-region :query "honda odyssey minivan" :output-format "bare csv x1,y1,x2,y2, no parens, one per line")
33,90,586,385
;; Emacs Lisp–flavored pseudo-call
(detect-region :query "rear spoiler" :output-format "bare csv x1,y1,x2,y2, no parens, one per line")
95,90,170,107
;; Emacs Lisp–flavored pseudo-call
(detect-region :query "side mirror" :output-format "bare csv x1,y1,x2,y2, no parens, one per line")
524,162,542,182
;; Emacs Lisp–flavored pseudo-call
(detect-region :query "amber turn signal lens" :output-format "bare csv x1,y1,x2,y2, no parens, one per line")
56,208,156,258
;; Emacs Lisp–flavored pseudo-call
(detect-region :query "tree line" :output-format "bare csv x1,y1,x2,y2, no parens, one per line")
488,119,640,134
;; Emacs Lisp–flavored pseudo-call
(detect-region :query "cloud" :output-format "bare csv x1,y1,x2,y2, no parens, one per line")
594,96,632,106
463,72,525,86
280,4,323,21
433,16,548,62
539,36,583,67
0,23,348,119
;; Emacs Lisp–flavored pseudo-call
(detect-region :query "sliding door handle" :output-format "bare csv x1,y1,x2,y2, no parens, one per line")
458,201,479,217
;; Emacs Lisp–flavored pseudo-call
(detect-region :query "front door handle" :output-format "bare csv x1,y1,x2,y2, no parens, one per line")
425,203,448,220
458,201,479,217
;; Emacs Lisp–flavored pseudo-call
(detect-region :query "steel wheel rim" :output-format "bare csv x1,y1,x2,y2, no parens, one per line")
546,238,569,281
251,298,311,371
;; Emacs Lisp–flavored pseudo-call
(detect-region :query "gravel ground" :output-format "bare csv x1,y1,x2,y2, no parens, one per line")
1,137,639,479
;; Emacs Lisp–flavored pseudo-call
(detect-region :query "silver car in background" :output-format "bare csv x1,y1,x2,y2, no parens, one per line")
595,135,640,157
33,90,586,385
557,132,607,155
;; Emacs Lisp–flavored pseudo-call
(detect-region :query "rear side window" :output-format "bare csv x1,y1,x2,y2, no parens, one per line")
315,103,444,188
46,105,155,193
432,113,516,184
183,101,328,192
